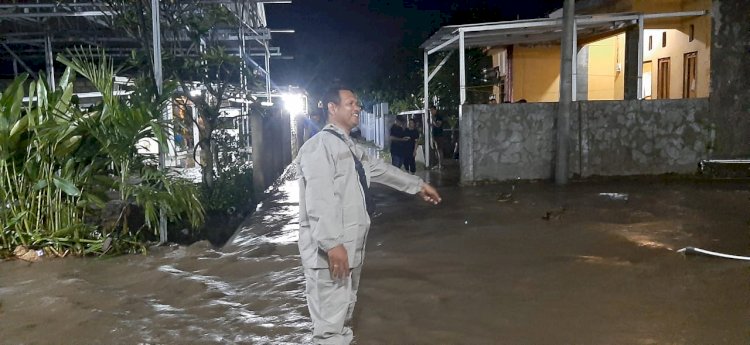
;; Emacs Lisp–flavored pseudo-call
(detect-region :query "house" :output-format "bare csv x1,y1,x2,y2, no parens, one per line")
420,0,749,183
487,0,711,103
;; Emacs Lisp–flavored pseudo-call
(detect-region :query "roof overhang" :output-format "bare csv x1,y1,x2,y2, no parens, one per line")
421,11,708,55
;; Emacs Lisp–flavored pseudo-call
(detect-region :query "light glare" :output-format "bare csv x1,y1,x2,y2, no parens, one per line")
282,93,305,114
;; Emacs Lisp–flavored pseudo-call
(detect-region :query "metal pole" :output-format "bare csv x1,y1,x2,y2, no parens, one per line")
2,43,37,78
571,20,578,101
44,34,55,89
264,41,271,103
637,15,644,99
239,8,250,149
556,0,574,185
423,50,430,168
152,0,168,244
458,29,466,120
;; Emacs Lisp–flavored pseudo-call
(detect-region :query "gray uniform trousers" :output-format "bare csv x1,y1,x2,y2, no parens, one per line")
304,266,362,345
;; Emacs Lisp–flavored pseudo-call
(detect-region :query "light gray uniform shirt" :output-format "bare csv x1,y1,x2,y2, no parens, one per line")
297,124,424,269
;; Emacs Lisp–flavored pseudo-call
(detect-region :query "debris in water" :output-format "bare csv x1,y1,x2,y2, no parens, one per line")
542,207,566,221
598,192,628,201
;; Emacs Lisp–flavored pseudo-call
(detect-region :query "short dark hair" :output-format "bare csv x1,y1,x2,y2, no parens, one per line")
429,105,437,110
322,85,354,109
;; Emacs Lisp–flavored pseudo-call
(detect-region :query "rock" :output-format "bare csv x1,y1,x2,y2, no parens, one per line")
13,246,42,263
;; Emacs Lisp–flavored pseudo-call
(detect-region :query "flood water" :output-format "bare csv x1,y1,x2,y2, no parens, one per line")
1,163,749,344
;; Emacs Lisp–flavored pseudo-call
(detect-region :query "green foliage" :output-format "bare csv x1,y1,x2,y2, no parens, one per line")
201,129,253,213
104,0,256,188
0,50,204,257
361,48,492,116
200,162,253,213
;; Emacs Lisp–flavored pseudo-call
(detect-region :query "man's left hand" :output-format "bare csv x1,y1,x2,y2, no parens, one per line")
419,183,442,205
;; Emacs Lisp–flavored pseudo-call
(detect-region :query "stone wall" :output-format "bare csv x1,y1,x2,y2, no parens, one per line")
460,103,557,182
577,100,713,176
461,99,713,183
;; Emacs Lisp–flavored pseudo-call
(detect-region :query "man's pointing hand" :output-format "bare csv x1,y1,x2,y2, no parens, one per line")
419,183,442,205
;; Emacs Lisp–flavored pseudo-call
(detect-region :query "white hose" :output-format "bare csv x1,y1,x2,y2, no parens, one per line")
677,246,750,261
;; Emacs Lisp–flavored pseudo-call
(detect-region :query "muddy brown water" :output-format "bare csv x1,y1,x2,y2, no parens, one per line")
1,164,749,344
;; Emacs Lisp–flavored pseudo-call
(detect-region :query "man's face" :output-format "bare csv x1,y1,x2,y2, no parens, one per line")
408,121,416,129
429,108,437,116
328,90,361,132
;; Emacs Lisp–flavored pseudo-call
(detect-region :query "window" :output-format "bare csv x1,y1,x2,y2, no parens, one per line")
649,35,653,50
658,58,671,99
662,32,667,47
683,52,698,98
689,24,695,42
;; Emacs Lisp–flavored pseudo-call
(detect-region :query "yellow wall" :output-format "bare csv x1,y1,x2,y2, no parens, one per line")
632,0,712,99
511,45,561,102
586,34,626,100
499,0,710,102
642,17,711,98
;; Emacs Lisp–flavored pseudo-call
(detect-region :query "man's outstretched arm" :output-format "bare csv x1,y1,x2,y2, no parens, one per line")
364,151,442,204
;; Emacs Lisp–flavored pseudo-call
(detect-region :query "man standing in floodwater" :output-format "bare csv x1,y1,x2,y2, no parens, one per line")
296,86,442,344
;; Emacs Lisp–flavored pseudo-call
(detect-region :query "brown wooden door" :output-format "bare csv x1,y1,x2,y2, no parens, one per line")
683,52,698,98
658,58,670,99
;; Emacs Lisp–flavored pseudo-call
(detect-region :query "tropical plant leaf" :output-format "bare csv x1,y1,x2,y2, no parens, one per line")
33,179,48,191
8,115,29,143
53,176,81,197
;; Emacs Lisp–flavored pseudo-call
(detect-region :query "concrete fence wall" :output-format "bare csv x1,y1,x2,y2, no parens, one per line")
460,99,713,183
252,110,293,197
358,103,393,149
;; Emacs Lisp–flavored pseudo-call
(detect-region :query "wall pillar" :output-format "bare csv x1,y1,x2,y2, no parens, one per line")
709,0,750,156
250,112,265,200
623,17,644,100
576,46,589,101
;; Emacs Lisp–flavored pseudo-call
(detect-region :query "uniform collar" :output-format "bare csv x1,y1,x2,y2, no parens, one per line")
323,123,351,140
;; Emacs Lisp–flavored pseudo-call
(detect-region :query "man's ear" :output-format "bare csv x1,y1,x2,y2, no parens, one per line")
327,102,336,115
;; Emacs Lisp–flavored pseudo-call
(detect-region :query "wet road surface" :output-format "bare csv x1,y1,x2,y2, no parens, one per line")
1,162,749,344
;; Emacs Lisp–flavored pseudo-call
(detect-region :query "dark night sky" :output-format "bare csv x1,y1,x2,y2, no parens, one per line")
265,0,564,96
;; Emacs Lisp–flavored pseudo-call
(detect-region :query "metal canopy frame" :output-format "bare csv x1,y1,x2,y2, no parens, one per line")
419,10,707,168
0,0,292,100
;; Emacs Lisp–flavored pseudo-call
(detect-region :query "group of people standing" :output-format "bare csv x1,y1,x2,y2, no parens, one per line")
389,115,421,173
389,105,451,172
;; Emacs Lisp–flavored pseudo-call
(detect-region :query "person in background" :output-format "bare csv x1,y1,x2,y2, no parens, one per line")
429,105,445,169
296,86,442,344
388,115,409,168
306,111,324,138
403,119,420,174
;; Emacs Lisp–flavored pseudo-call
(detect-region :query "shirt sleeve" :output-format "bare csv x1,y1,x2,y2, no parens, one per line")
361,148,424,194
299,140,343,252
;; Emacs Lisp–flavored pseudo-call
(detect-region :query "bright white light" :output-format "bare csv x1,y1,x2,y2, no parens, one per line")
282,93,305,115
261,101,274,107
190,89,202,97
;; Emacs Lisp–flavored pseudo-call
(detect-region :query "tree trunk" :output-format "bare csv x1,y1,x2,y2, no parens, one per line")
198,118,214,188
